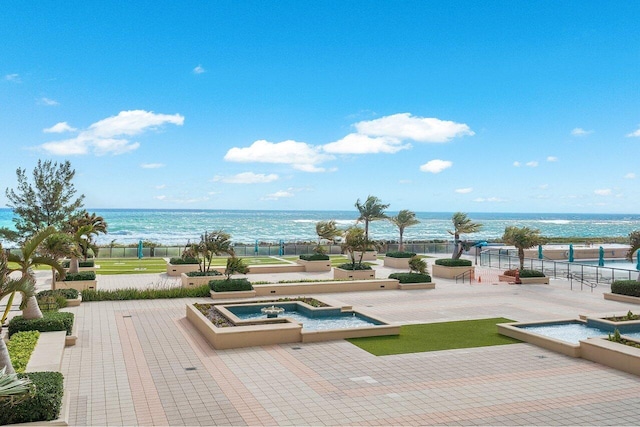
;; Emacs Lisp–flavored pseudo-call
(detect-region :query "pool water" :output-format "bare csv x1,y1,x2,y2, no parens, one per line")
227,303,380,331
520,322,640,344
579,259,639,271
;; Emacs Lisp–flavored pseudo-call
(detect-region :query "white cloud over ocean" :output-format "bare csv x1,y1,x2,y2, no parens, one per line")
225,140,333,172
420,159,452,174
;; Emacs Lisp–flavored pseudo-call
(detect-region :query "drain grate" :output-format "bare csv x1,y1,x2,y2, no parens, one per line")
291,347,302,350
185,367,197,371
122,315,132,318
536,355,547,359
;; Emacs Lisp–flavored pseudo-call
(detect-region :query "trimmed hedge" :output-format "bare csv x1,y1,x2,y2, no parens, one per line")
81,285,211,301
7,331,40,373
611,280,640,297
299,253,330,261
336,263,373,271
60,271,96,281
503,269,545,278
62,259,95,268
38,288,79,300
186,270,223,277
8,311,74,337
169,257,199,265
435,258,472,267
388,273,432,283
210,278,253,292
0,371,64,424
385,251,417,258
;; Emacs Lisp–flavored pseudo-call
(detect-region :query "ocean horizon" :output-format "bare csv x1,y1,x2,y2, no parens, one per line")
1,208,639,246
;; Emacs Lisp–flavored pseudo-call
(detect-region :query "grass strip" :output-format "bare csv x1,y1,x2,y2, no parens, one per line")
82,285,210,301
347,317,519,356
7,331,40,373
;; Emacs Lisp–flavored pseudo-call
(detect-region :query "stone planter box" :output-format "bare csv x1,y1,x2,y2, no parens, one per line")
351,251,377,261
166,262,200,276
604,293,640,304
54,279,97,292
295,259,332,272
210,290,257,300
383,257,411,269
333,267,376,280
397,282,436,290
66,296,82,307
431,264,474,280
580,336,640,376
181,273,226,288
498,275,550,284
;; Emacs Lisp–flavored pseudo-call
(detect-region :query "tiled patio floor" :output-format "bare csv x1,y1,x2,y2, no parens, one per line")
55,262,640,426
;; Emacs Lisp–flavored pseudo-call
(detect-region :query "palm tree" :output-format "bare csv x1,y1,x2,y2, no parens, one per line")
65,212,107,273
3,227,65,321
0,367,32,401
448,212,483,259
626,230,640,262
314,220,342,253
40,232,75,288
388,210,420,252
355,195,389,241
502,226,542,270
184,231,234,273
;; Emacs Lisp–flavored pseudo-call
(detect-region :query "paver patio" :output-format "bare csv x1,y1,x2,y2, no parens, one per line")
45,259,640,425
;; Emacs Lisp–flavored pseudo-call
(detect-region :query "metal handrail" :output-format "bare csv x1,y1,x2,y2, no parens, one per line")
455,269,473,284
567,272,598,293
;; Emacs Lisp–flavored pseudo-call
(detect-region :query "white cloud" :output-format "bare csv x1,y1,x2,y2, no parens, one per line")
262,190,294,201
513,161,521,167
625,173,636,179
455,188,473,194
4,74,20,82
39,97,59,106
213,172,279,184
627,126,640,138
474,197,506,203
594,189,612,196
571,128,593,136
546,156,558,162
43,122,77,133
155,184,166,189
419,159,452,174
40,110,184,156
526,161,538,167
141,163,165,169
225,140,333,172
355,113,474,142
154,195,166,200
193,65,206,74
322,133,409,154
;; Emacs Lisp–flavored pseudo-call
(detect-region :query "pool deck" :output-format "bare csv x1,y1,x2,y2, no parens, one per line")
24,256,640,425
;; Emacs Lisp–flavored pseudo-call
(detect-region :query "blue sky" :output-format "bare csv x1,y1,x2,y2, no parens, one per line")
1,1,639,213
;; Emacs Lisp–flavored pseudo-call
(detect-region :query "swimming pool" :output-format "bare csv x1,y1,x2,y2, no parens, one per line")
517,318,640,344
579,259,639,271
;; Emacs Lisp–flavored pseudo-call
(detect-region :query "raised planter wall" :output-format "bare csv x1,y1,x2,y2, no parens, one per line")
333,267,376,280
54,279,97,292
498,275,550,284
166,263,201,276
603,293,640,305
181,273,226,288
431,264,474,280
247,264,305,274
295,259,332,272
210,290,257,300
497,321,582,358
254,278,398,296
383,257,411,269
580,337,640,376
351,251,377,261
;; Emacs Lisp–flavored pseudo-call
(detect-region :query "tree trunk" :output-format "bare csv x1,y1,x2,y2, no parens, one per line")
0,327,15,374
68,256,80,274
399,229,404,252
451,233,461,259
519,248,525,270
22,296,43,320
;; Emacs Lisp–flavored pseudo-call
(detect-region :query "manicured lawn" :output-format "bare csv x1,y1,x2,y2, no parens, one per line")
96,258,168,275
347,317,520,356
206,256,290,266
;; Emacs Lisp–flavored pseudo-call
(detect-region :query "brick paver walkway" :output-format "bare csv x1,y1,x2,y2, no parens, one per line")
55,260,640,426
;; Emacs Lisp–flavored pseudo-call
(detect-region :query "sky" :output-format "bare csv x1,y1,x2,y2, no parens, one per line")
1,1,639,214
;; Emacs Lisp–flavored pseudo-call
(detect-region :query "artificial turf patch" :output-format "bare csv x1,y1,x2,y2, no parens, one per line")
347,317,520,356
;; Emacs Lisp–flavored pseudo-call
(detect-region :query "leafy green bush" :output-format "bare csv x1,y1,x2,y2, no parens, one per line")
60,271,96,281
210,278,253,292
389,273,432,283
186,270,223,277
37,289,79,300
62,260,94,268
385,251,417,258
611,280,640,297
299,253,330,261
8,312,74,337
435,258,472,267
7,331,40,373
502,269,545,278
81,285,210,301
36,294,67,311
0,372,64,424
169,257,199,264
409,256,427,274
336,263,373,270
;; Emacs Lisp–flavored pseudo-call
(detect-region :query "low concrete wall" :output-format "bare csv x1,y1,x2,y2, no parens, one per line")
302,323,400,343
398,282,436,290
210,290,257,300
604,293,640,304
247,264,305,274
295,259,332,272
431,265,474,280
166,263,201,276
333,267,376,280
181,273,226,288
25,330,67,372
351,251,377,261
581,337,640,376
383,257,411,269
54,280,97,292
253,279,399,296
497,321,582,358
498,275,550,284
66,296,82,307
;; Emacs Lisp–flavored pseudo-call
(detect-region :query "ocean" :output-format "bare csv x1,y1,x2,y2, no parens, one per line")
1,209,639,246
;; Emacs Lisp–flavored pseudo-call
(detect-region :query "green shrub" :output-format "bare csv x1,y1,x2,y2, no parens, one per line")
0,372,64,424
409,256,427,274
36,294,67,311
60,271,96,281
388,273,432,283
62,260,94,268
502,269,544,278
336,263,373,270
81,285,210,301
8,312,74,337
611,280,640,297
299,253,330,261
186,270,223,277
211,278,253,292
38,289,79,300
7,331,40,373
385,251,417,258
435,258,472,267
169,257,199,265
